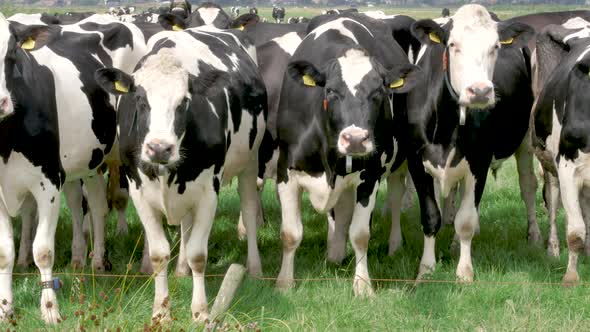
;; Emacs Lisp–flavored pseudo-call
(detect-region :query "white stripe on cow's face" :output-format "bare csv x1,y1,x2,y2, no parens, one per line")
338,49,373,96
198,7,221,26
0,14,14,118
447,5,498,109
135,48,189,165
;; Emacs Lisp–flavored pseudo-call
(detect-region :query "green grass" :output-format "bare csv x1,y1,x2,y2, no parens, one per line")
1,4,590,331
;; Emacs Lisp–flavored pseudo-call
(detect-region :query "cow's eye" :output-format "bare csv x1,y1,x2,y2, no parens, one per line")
449,42,455,48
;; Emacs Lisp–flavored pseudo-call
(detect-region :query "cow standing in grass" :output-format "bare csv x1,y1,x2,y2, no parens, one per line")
406,4,534,281
275,14,421,295
96,27,266,321
0,13,146,323
532,18,590,285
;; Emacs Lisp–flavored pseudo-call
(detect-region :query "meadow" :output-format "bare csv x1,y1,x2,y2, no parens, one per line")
0,3,589,331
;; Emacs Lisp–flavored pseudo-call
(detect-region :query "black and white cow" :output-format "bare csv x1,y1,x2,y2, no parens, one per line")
405,4,534,281
275,14,421,295
532,19,590,285
249,7,258,15
0,13,146,323
272,6,286,24
159,2,258,31
169,0,191,19
95,27,266,321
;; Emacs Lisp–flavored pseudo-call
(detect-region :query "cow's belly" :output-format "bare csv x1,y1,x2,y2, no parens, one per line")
222,110,265,184
291,170,364,213
133,166,218,225
423,148,470,197
0,152,56,217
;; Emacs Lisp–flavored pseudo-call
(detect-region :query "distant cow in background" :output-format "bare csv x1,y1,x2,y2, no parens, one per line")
272,6,286,23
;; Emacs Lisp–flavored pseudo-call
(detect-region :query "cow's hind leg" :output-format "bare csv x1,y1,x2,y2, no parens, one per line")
276,175,302,290
515,140,541,245
238,163,262,277
32,186,61,323
139,235,153,275
0,197,15,321
17,194,36,270
558,158,585,286
387,165,407,256
544,170,560,257
186,186,218,322
64,181,86,269
327,188,354,263
580,188,590,257
83,175,109,271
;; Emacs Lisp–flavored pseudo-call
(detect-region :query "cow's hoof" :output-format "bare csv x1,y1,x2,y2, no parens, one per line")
547,241,560,258
353,279,374,298
41,302,61,324
0,301,13,321
327,246,346,264
192,309,209,323
416,264,435,281
563,270,579,287
247,263,262,278
456,265,474,283
152,311,171,324
276,278,294,291
92,259,105,272
388,236,403,257
16,260,32,272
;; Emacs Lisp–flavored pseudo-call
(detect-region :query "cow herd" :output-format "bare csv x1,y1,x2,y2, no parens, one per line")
0,1,590,325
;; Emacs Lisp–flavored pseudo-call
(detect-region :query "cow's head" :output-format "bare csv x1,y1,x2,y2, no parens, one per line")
0,15,56,119
95,48,227,167
288,48,420,157
412,4,533,110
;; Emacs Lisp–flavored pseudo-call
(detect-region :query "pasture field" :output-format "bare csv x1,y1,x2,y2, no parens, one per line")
0,3,589,331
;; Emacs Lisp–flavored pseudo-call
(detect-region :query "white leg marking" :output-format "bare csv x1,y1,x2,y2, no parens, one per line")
0,199,14,321
558,158,585,286
454,173,478,282
276,176,302,290
186,189,217,322
417,235,436,280
175,216,191,277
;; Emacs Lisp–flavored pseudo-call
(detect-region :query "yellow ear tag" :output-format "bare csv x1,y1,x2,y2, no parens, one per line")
302,74,316,87
114,80,128,93
172,24,183,32
500,37,514,45
428,32,441,44
389,78,405,89
21,37,35,50
237,25,245,31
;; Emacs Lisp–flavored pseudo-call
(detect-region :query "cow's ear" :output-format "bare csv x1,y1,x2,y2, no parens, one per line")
385,64,422,94
158,13,186,31
231,13,259,30
11,24,56,51
189,70,229,97
95,68,134,96
498,21,534,48
288,60,326,88
411,19,448,46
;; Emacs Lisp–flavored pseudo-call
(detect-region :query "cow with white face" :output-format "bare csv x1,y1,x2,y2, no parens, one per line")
96,27,266,321
406,4,534,282
0,13,146,323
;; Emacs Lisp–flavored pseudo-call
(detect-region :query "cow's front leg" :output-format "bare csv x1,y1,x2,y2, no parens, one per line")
83,175,109,271
515,138,541,245
350,181,379,297
327,188,354,263
543,170,561,257
132,194,170,320
186,186,218,322
0,196,14,321
454,173,479,283
32,185,61,324
276,174,302,290
557,158,585,286
175,216,191,277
